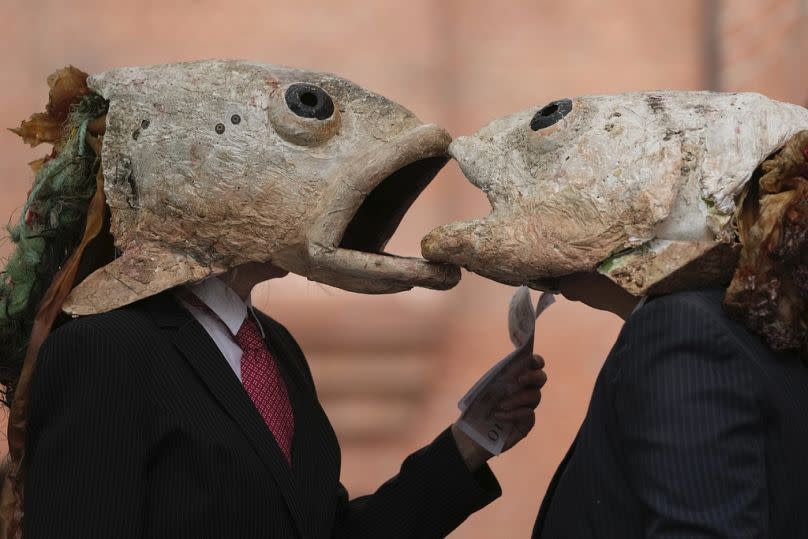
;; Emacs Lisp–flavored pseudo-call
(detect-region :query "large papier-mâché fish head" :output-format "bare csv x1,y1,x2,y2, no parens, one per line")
422,91,808,295
63,60,458,315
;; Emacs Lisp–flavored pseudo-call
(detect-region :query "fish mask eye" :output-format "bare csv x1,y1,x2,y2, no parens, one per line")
285,83,335,120
530,99,573,131
270,82,341,146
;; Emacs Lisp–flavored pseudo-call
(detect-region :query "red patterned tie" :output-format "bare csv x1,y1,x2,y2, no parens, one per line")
181,292,295,465
235,317,295,465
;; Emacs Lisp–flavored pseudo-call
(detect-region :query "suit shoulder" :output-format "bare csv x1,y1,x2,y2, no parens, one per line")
50,304,157,344
38,303,163,384
627,287,736,337
51,290,183,340
638,288,773,351
619,288,772,379
642,287,725,317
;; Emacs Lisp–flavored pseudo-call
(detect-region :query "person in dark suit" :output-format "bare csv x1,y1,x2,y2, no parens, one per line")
532,272,808,538
22,262,547,538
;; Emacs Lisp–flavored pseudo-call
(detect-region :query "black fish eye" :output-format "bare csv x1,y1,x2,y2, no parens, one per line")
530,98,573,131
285,83,335,120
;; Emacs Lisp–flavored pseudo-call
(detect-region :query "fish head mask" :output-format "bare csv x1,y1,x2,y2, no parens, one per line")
64,60,458,315
422,91,808,295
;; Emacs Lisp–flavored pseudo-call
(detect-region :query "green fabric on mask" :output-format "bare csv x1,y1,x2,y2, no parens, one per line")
0,93,107,405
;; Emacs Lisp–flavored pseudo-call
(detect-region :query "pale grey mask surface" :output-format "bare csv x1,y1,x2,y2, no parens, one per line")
422,91,808,295
64,60,458,315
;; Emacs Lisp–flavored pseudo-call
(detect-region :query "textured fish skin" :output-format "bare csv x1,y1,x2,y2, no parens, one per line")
64,60,457,315
423,91,808,295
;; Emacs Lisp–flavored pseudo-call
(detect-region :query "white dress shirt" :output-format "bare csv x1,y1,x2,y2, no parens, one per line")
178,277,265,382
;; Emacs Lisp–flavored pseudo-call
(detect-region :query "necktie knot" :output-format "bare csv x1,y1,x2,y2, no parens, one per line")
235,317,264,352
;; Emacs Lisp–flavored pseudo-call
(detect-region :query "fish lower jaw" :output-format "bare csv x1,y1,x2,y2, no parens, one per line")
303,124,456,293
307,246,460,293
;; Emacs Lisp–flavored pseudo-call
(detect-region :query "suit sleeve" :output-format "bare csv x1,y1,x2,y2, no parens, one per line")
24,322,145,538
332,427,501,539
614,298,768,538
263,317,501,538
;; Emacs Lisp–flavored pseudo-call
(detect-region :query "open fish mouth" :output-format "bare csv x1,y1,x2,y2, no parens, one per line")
306,124,461,293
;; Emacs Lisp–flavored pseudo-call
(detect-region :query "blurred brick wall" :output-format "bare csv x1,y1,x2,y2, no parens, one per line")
716,0,805,102
0,1,803,537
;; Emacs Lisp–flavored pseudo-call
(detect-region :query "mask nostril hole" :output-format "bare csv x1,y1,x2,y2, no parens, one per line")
530,98,573,131
300,92,318,108
539,103,559,117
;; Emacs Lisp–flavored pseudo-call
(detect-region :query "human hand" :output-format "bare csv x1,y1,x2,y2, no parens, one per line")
452,354,547,470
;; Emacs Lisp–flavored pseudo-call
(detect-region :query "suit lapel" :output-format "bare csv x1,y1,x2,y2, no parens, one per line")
260,314,343,539
154,296,309,538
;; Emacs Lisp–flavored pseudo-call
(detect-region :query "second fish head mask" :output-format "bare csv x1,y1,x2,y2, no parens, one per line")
422,91,808,295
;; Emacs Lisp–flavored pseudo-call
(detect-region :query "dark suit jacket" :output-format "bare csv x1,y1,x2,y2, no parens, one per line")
533,288,808,538
24,293,500,538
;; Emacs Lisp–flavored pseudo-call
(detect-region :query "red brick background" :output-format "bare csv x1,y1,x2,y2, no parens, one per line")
0,1,804,536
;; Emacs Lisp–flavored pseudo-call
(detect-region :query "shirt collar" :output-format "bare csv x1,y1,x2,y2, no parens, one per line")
630,296,648,317
188,277,248,335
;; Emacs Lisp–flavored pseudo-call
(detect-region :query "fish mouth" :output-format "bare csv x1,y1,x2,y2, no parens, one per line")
420,136,495,274
338,156,448,255
306,124,461,293
421,135,563,293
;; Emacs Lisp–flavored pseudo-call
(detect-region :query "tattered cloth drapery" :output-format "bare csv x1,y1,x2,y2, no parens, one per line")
725,130,808,361
0,67,108,538
1,165,106,539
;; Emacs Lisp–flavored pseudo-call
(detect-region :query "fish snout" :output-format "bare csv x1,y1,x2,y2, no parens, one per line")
421,217,531,287
448,136,499,192
421,218,486,269
447,135,476,160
